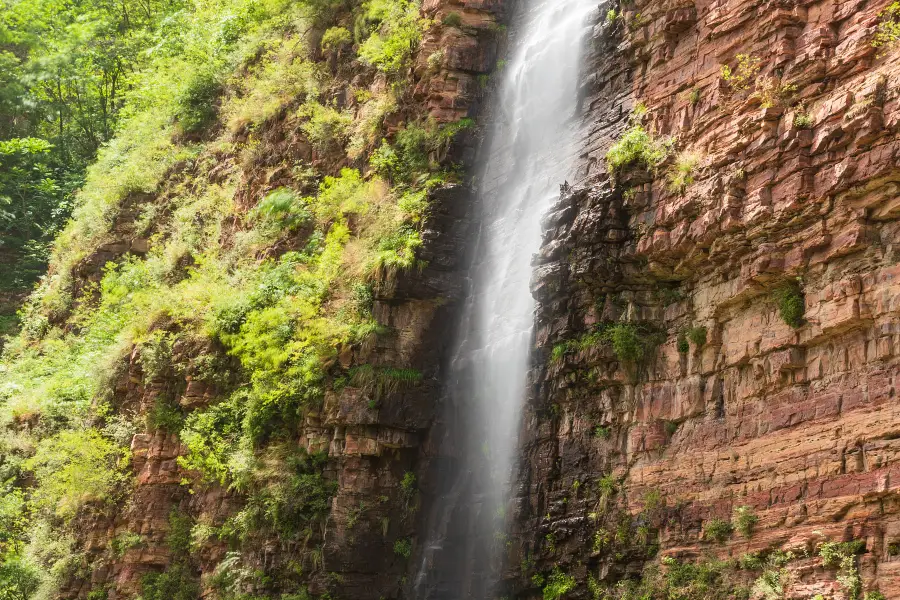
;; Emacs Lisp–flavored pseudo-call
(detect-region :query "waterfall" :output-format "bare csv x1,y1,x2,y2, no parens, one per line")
415,0,596,597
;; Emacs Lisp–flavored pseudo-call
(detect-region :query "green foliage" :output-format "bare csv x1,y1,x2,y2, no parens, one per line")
252,188,311,231
110,531,143,557
676,330,690,354
606,125,671,176
141,563,200,600
721,54,762,91
393,537,412,558
593,426,611,439
442,12,462,27
23,429,130,520
321,27,352,51
358,0,424,74
176,71,222,134
687,326,707,348
166,510,193,557
350,365,423,401
772,280,804,328
609,558,749,600
819,540,865,568
873,3,900,50
732,505,758,538
299,102,353,154
0,552,41,600
605,9,617,24
602,323,663,364
793,107,813,129
666,151,700,194
704,518,733,543
542,568,575,600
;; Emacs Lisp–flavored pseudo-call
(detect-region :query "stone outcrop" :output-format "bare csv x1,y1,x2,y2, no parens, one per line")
511,0,900,597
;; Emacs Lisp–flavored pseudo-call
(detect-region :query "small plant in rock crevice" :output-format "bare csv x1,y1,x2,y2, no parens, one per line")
873,2,900,51
687,325,707,348
772,279,805,328
721,54,762,92
666,150,701,194
732,505,758,537
542,567,576,600
606,124,673,178
704,517,733,543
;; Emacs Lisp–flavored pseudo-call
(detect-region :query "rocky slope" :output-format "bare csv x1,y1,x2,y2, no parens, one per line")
512,0,900,597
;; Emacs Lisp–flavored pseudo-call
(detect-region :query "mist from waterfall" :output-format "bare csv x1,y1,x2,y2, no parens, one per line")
415,0,596,597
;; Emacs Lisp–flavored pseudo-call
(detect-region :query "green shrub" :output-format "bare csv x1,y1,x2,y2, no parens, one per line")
605,9,617,24
24,429,131,520
593,426,611,439
604,323,662,363
368,226,423,276
358,0,423,74
427,50,445,72
0,552,41,600
704,517,733,543
720,54,762,92
687,326,707,348
667,151,700,194
167,510,193,557
606,125,671,176
793,109,813,129
442,12,462,27
299,102,353,153
141,563,200,600
252,188,311,230
676,331,689,354
772,280,804,328
873,2,900,49
110,531,143,557
542,568,576,600
146,396,185,434
176,71,222,134
393,537,412,558
732,506,758,538
321,26,352,51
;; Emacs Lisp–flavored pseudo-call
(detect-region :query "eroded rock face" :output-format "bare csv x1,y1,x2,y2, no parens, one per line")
508,0,900,597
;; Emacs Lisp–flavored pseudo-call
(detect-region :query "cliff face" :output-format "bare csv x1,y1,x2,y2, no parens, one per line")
514,0,900,597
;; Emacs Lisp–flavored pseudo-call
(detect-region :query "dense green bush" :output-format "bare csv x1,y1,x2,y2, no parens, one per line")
141,563,200,600
23,429,130,520
873,2,900,49
176,71,223,134
606,125,671,176
358,0,424,74
772,280,804,328
542,568,575,600
704,518,733,543
732,506,758,537
321,26,352,51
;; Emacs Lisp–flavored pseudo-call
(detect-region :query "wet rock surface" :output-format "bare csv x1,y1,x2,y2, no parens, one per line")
508,0,900,596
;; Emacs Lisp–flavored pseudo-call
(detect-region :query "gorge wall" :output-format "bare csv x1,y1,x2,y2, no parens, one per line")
511,0,900,597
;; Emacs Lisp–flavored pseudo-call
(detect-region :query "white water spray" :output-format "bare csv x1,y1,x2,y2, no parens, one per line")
416,0,595,596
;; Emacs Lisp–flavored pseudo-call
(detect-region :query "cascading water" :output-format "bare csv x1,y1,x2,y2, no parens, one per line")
415,0,596,597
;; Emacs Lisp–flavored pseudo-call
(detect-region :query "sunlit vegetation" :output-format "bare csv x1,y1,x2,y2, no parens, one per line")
0,0,472,594
873,2,900,50
720,54,762,92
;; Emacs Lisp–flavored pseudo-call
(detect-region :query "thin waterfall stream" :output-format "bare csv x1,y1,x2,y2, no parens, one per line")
415,0,596,597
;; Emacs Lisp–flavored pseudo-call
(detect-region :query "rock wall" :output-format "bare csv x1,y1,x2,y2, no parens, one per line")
512,0,900,597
